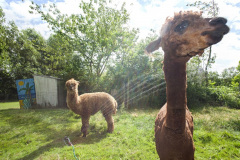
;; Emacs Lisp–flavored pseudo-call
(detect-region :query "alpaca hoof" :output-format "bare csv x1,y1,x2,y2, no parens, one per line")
82,134,87,138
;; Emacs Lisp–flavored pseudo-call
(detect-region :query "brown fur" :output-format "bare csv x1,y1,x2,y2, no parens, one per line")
66,78,117,137
145,11,229,159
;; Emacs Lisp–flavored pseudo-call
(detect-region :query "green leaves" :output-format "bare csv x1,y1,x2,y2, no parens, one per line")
28,0,136,89
187,0,219,17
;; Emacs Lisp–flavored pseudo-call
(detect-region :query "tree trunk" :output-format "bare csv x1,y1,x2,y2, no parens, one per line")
205,46,212,86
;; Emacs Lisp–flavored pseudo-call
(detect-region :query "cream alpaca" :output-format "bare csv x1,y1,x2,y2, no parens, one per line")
66,78,117,137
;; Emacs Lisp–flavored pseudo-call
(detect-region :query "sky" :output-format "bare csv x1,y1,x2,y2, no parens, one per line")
1,0,240,73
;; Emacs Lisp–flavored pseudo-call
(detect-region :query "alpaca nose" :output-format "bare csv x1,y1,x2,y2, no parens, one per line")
209,17,227,26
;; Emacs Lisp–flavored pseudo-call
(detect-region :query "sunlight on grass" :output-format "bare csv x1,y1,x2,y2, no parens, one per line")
0,101,19,110
0,103,239,159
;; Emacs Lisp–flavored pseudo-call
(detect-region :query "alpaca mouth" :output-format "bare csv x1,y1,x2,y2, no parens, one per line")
67,86,75,92
70,88,75,91
201,25,229,45
183,48,205,58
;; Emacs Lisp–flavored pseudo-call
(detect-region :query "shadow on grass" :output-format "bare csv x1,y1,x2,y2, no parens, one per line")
16,130,108,160
72,130,108,145
0,109,108,160
16,138,66,160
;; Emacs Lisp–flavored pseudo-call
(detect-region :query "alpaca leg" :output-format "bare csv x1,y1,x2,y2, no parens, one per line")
104,114,114,133
81,116,90,137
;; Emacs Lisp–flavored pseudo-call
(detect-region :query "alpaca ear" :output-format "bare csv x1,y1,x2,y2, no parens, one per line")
145,37,161,54
76,81,80,84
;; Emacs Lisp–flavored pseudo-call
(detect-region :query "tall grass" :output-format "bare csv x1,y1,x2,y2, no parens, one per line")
0,102,239,159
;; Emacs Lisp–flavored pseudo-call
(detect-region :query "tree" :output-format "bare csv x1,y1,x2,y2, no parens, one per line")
187,57,205,86
29,0,136,89
208,71,221,86
231,61,240,90
0,8,18,100
221,67,238,86
6,27,45,79
0,7,8,71
45,33,74,77
102,31,165,108
187,0,219,86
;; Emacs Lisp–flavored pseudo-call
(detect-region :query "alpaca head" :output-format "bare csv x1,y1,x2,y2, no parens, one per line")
65,78,79,93
145,11,229,62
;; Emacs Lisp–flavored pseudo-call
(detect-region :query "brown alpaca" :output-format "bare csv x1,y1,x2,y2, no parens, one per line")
145,11,229,159
66,78,117,137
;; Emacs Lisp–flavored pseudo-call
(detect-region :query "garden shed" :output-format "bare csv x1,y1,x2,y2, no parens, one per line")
33,75,67,108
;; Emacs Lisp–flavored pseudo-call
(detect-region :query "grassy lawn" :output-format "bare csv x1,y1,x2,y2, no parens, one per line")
0,101,20,110
0,102,239,160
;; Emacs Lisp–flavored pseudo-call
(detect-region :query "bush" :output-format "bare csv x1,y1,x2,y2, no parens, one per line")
187,83,240,109
209,86,240,109
187,84,213,107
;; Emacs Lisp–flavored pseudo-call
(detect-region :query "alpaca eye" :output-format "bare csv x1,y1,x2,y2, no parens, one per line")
174,20,189,34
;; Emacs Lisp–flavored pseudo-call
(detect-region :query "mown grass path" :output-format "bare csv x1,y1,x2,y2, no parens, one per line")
0,103,239,159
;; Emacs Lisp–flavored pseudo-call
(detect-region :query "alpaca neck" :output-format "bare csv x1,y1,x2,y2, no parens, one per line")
164,54,187,133
67,91,79,109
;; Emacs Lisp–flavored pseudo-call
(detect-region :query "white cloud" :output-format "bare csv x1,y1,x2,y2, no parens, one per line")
210,32,240,73
4,0,41,23
218,1,240,21
0,0,8,9
125,0,186,39
1,0,50,38
232,22,240,30
56,0,82,15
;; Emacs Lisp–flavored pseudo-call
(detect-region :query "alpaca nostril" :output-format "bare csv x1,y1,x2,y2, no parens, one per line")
209,17,227,25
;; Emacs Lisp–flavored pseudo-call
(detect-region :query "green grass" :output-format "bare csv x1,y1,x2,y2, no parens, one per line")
192,106,240,159
0,102,239,160
0,101,20,110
